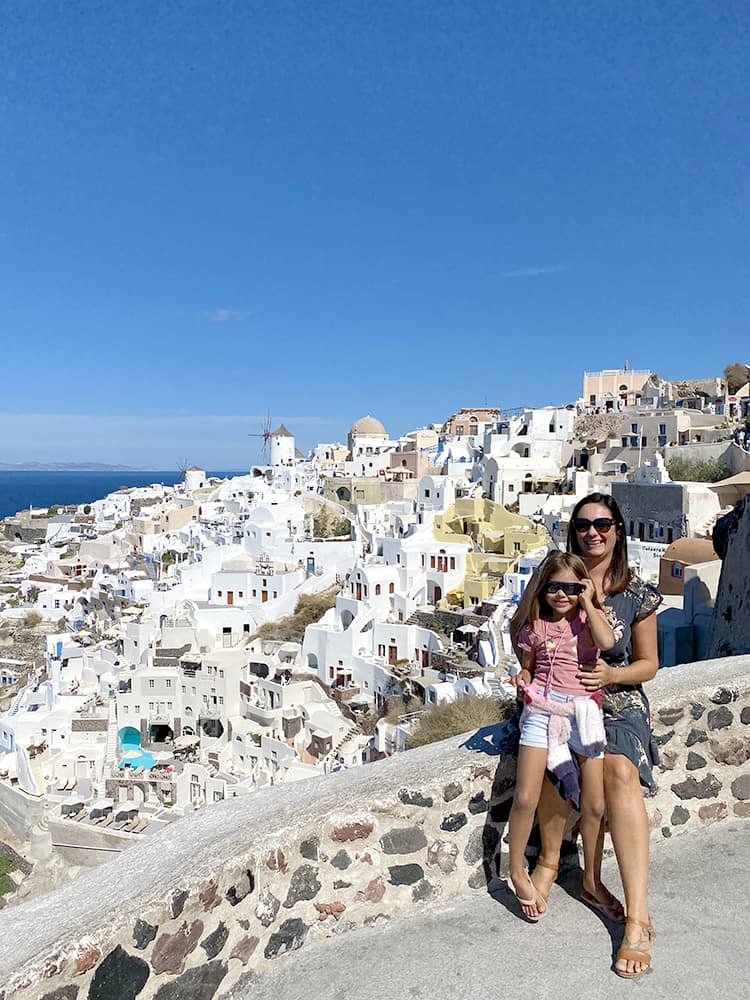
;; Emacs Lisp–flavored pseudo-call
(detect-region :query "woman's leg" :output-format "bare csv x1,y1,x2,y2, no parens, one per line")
508,745,549,918
576,755,606,895
604,752,651,975
530,775,572,907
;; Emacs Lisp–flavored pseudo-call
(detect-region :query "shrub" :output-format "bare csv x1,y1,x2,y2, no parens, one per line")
666,457,729,483
47,506,59,517
83,504,91,515
724,362,750,394
312,509,351,538
23,611,42,627
406,696,514,749
253,585,340,643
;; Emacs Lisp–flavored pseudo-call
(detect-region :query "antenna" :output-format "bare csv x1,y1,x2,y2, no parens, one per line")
248,411,273,463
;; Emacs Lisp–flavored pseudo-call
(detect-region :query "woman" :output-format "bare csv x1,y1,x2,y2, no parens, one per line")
514,493,661,979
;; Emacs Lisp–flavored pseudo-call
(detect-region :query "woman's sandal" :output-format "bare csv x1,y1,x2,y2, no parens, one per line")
614,917,653,979
531,857,558,915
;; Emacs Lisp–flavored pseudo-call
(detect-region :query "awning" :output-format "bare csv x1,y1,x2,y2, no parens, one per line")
457,624,479,634
173,734,200,750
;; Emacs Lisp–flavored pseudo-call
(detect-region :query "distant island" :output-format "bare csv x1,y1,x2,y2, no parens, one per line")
0,462,158,471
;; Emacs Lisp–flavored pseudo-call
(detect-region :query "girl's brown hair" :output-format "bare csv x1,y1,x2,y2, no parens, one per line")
509,551,591,653
566,492,630,596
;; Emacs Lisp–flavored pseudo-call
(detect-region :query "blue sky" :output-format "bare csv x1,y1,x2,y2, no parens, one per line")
0,1,747,467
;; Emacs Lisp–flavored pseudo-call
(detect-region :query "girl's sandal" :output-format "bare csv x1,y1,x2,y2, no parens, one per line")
614,917,652,979
580,885,626,923
508,871,545,922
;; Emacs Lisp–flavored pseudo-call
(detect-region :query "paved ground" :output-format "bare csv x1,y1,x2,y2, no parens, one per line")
230,820,746,1000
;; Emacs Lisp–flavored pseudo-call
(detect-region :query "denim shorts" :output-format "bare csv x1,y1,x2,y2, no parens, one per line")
519,689,604,759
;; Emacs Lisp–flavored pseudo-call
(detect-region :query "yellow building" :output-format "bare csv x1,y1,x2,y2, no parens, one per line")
434,498,548,607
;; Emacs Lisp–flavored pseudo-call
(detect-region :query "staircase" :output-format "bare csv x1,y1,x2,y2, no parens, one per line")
105,699,119,767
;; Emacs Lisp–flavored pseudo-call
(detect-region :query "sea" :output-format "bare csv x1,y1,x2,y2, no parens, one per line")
0,471,243,521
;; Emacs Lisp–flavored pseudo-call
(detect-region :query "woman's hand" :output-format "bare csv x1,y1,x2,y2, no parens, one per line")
577,657,612,692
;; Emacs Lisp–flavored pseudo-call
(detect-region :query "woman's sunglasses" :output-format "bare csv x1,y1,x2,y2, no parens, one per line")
542,581,585,596
573,517,617,533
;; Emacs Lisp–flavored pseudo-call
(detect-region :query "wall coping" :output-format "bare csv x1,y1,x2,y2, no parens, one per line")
1,653,749,985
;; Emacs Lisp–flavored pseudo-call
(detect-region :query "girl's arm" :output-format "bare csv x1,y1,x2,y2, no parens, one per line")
511,649,535,689
579,580,616,650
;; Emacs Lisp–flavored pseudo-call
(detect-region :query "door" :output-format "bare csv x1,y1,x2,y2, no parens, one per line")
388,645,398,665
227,591,234,606
262,590,268,603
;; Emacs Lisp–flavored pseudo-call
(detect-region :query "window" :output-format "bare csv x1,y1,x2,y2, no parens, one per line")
508,484,514,492
641,436,647,447
134,704,140,713
122,705,128,714
218,590,222,597
621,437,629,448
389,582,394,594
219,670,224,679
149,679,155,688
375,584,381,596
165,679,172,688
378,644,385,657
659,423,666,435
630,436,638,447
273,591,278,599
239,591,243,598
450,557,455,570
252,589,257,597
631,423,638,433
424,489,430,498
149,702,154,711
672,564,683,578
182,685,186,694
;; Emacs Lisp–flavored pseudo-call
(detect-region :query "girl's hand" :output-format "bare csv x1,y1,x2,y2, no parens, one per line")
511,668,533,691
577,657,612,692
579,578,596,607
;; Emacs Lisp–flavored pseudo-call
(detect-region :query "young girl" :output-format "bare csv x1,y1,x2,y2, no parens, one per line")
507,551,616,921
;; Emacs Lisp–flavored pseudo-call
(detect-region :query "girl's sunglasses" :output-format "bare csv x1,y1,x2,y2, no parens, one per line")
573,517,616,533
543,581,585,596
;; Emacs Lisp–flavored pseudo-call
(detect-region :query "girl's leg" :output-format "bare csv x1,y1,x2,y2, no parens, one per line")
576,755,606,896
508,744,549,918
530,775,572,906
604,752,651,976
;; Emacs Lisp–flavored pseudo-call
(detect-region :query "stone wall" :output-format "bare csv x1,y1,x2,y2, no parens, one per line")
0,654,748,1000
0,781,44,843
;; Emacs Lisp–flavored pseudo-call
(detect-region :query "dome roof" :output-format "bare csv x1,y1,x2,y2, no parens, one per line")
220,553,256,573
663,538,717,564
350,415,387,437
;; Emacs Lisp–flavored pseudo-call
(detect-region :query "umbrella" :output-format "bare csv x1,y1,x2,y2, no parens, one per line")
457,624,479,634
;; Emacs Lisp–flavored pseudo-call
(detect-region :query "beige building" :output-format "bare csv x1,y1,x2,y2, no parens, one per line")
658,538,717,597
583,368,653,411
441,408,500,437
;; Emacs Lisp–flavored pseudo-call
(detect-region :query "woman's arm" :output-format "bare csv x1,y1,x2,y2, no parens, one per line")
577,612,659,690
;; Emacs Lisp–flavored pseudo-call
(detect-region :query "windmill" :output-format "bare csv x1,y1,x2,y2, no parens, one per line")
177,457,191,480
249,411,273,464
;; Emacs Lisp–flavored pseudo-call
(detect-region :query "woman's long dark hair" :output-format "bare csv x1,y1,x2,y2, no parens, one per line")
567,492,630,595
